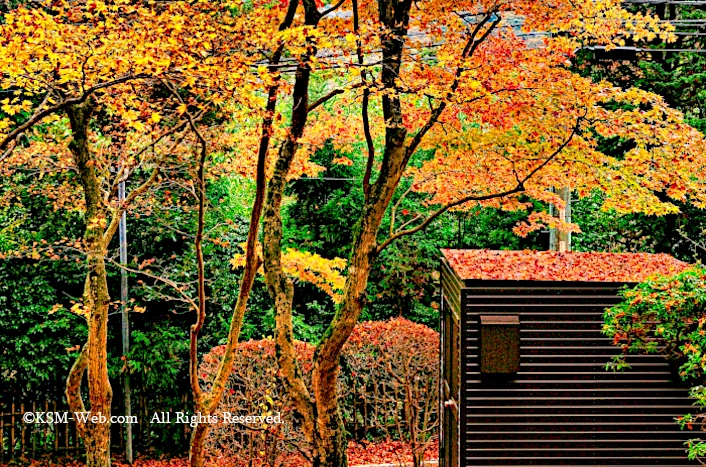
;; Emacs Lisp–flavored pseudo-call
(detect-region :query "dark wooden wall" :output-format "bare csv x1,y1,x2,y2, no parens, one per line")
441,258,463,467
441,258,700,466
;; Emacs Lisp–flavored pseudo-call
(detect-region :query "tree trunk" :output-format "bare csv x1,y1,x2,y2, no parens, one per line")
305,0,413,460
307,176,403,466
65,100,113,467
184,22,288,463
189,423,211,467
261,0,323,460
312,420,348,467
259,0,415,464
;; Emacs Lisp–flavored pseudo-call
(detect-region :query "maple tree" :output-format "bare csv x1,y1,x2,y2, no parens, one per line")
0,1,351,465
254,0,706,466
0,2,265,467
4,0,706,466
603,268,706,462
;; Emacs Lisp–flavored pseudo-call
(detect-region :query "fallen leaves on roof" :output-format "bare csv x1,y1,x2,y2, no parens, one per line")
442,249,690,283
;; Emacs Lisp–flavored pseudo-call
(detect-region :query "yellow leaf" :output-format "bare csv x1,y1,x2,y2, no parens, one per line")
130,120,145,132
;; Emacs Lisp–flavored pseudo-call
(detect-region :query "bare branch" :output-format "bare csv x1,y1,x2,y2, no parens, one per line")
106,120,191,201
389,182,415,237
308,82,363,112
106,258,199,313
102,119,196,244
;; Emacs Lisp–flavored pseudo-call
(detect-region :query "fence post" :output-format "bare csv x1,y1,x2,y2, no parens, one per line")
10,400,15,460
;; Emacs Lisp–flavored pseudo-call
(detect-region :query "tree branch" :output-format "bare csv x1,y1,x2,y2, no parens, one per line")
308,82,363,112
376,115,583,255
352,0,377,200
106,258,200,314
404,13,501,160
0,73,149,153
320,0,346,17
102,119,195,244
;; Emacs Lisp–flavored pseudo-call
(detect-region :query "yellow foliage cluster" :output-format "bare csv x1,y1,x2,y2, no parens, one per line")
230,245,346,301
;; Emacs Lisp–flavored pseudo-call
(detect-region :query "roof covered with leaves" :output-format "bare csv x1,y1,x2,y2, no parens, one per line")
442,249,690,283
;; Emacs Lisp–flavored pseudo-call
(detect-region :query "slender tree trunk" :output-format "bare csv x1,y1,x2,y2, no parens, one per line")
65,100,113,467
261,0,323,460
307,174,403,467
189,424,211,467
259,0,415,464
305,0,413,461
184,2,294,457
187,116,210,467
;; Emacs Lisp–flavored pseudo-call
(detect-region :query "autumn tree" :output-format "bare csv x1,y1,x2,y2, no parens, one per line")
0,2,349,466
0,2,260,466
253,0,706,466
4,2,706,467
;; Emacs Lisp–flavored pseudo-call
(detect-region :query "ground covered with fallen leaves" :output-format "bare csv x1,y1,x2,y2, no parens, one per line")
1,440,439,467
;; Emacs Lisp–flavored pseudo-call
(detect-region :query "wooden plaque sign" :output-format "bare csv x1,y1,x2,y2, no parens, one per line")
480,315,520,374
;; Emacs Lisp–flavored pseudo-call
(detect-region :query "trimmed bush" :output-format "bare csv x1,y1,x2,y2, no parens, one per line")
200,318,439,466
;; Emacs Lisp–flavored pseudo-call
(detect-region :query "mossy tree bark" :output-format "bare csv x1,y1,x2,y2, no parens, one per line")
184,4,297,465
259,0,418,465
63,98,166,467
64,99,113,467
261,0,511,465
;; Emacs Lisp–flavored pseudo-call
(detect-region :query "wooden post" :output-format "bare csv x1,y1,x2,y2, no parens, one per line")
43,400,47,454
53,401,59,454
1,398,5,461
64,406,69,453
20,402,25,457
11,400,16,459
31,401,36,456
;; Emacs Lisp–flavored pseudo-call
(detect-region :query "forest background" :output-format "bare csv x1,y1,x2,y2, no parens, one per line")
0,0,705,465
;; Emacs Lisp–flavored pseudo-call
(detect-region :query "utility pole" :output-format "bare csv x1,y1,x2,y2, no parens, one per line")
118,178,133,463
549,187,572,252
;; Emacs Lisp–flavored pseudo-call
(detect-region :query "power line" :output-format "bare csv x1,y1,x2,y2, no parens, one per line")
294,177,361,181
624,0,706,4
292,176,417,181
584,45,706,53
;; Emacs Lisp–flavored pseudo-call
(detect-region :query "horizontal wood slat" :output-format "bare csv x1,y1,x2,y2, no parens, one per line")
442,280,699,466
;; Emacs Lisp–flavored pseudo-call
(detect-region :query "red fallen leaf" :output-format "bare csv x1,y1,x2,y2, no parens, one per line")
9,440,440,467
442,249,689,283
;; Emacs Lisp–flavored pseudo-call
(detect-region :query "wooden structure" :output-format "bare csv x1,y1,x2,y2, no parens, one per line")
0,391,192,461
440,249,698,466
